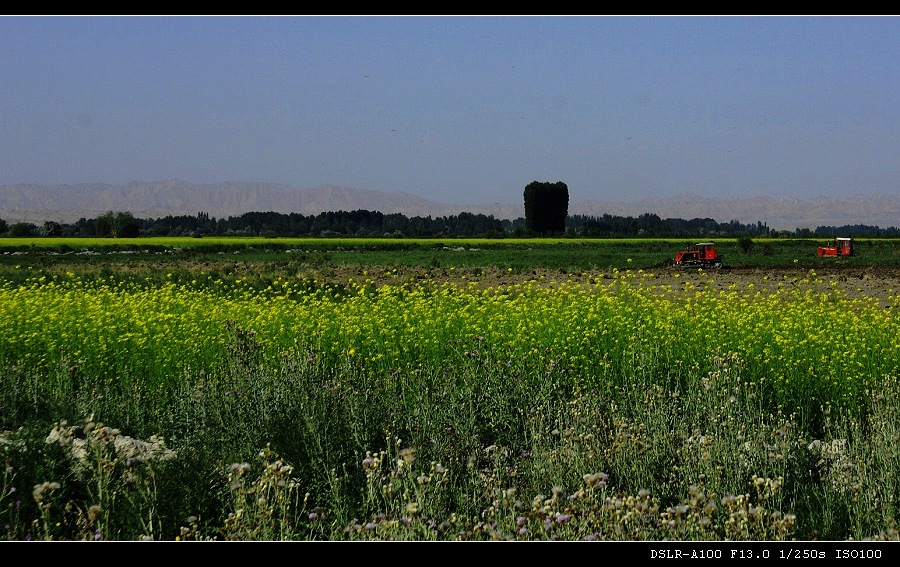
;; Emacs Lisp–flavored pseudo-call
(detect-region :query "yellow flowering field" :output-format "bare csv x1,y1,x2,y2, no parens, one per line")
3,253,900,542
1,267,895,419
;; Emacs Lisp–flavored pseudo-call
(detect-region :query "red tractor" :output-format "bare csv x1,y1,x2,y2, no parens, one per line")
673,242,723,269
817,237,854,258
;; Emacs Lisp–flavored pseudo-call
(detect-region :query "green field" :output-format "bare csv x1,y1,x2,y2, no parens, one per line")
1,238,898,541
2,236,898,270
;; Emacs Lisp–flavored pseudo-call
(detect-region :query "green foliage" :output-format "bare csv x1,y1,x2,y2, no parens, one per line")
9,222,36,237
4,346,899,540
95,211,140,238
0,236,898,271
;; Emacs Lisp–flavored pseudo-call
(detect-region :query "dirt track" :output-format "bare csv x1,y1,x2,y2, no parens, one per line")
644,265,900,309
328,264,900,310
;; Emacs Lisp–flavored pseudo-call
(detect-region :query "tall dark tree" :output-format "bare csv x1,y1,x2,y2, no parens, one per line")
523,181,568,234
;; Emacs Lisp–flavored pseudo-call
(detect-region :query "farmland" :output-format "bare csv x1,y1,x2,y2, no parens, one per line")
1,237,899,541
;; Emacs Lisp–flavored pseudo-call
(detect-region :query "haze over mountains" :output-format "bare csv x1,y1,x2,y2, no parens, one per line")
1,181,898,232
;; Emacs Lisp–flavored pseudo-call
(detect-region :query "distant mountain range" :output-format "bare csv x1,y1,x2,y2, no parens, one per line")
1,180,898,232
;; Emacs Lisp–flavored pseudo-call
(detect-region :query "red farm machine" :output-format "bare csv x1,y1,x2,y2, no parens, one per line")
673,242,724,269
817,237,854,258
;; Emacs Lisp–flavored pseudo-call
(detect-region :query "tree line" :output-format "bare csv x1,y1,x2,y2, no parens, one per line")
2,181,898,239
4,209,897,239
3,179,899,238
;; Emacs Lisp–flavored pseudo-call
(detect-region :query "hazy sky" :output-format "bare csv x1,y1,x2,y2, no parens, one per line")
1,15,898,205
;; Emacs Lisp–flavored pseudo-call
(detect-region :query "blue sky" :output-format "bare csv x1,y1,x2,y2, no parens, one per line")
1,16,898,205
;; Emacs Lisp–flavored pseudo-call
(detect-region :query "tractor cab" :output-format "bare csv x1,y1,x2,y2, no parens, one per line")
674,242,723,268
818,237,854,257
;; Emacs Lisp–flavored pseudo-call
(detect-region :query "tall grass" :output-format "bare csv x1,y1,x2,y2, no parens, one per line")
0,266,898,540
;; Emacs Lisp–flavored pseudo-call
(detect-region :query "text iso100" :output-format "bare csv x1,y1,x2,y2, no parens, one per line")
835,549,882,559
